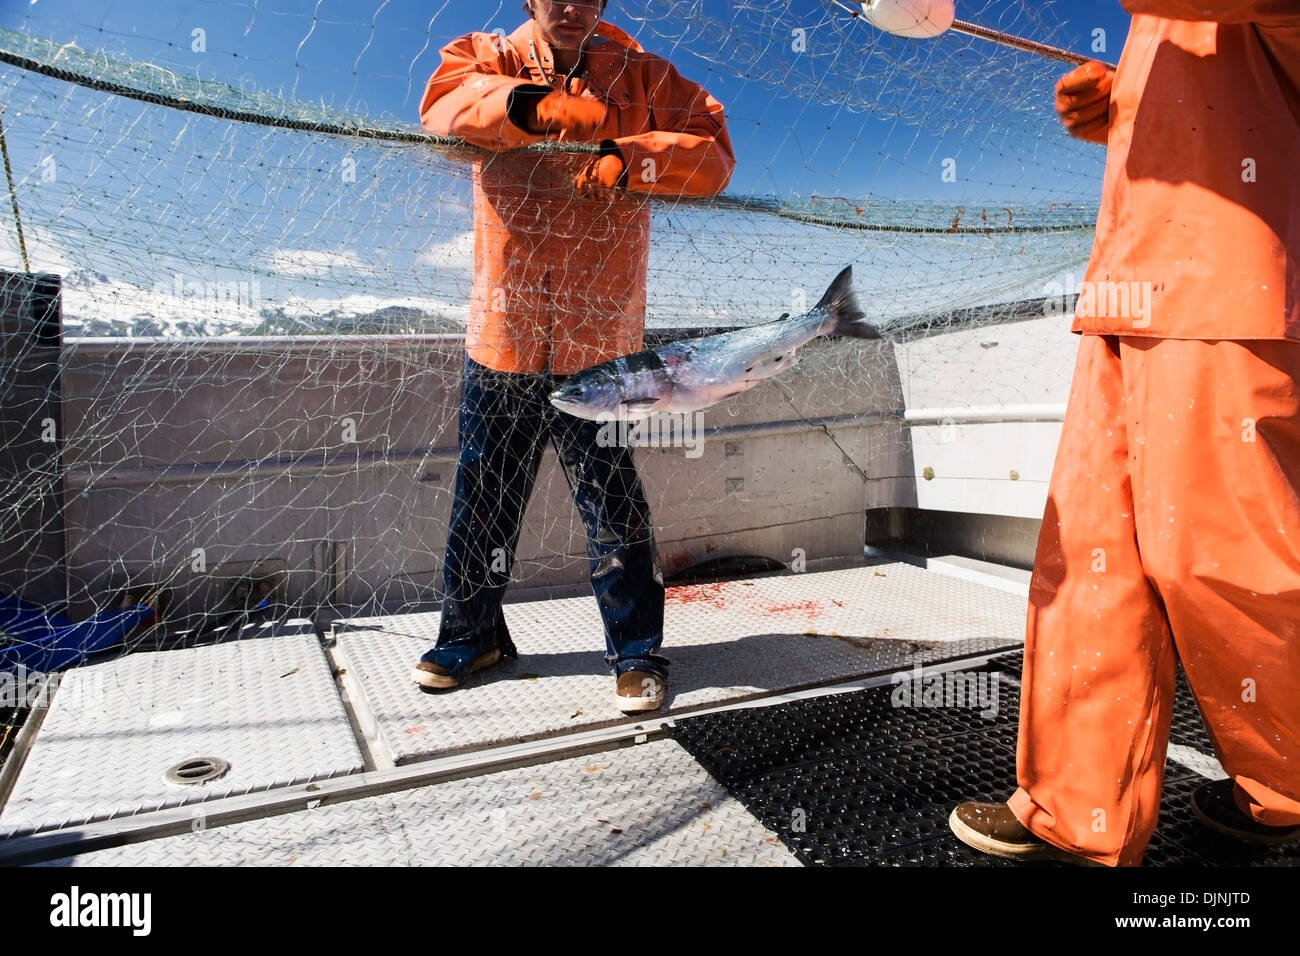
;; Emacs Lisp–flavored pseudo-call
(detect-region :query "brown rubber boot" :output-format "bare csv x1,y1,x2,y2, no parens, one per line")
1192,779,1300,845
615,670,665,713
411,647,503,690
949,801,1103,865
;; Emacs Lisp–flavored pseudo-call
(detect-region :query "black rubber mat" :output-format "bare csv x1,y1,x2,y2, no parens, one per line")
668,656,1299,867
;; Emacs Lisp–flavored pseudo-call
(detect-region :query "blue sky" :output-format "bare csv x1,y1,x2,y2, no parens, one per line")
0,0,1124,327
1,0,1132,201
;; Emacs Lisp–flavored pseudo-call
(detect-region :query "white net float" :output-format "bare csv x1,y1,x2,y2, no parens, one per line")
859,0,956,39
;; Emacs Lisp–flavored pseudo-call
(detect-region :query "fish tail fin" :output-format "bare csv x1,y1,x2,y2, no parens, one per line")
814,266,879,340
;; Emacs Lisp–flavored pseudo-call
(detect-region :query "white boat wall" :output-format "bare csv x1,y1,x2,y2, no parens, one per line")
2,269,1077,625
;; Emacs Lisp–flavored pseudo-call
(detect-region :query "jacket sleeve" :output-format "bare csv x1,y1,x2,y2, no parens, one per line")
612,62,735,198
419,33,549,151
1121,0,1300,23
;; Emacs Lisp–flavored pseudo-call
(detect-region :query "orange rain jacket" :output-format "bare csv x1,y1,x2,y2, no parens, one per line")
1074,1,1300,340
419,20,735,375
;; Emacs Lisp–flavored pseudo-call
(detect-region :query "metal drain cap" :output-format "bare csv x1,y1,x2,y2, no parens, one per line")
164,756,231,786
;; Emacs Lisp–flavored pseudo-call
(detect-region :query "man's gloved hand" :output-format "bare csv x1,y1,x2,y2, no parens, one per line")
1055,60,1114,145
528,92,606,140
575,153,625,198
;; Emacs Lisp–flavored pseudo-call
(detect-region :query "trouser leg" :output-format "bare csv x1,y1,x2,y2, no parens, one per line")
1124,337,1300,828
430,358,548,674
1008,334,1177,867
548,405,668,678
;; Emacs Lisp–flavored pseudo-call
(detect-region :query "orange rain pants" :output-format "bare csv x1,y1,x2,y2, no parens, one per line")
1009,334,1300,866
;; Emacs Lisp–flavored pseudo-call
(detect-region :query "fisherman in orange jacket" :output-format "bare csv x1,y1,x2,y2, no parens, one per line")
410,0,734,712
951,1,1300,865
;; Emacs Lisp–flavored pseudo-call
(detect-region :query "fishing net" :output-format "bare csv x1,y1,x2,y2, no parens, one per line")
0,0,1102,720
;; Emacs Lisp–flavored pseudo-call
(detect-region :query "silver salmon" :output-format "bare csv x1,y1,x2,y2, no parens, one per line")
549,266,878,420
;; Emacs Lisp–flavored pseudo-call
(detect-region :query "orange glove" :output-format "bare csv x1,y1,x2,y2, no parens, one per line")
1055,60,1114,145
528,92,606,140
575,153,625,197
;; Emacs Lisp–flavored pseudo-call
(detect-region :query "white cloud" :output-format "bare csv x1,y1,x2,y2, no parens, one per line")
265,248,372,278
416,231,474,270
61,273,264,331
0,221,74,275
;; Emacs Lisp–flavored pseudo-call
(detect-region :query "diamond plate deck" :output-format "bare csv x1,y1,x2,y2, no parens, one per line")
334,562,1026,763
35,739,798,867
0,625,363,837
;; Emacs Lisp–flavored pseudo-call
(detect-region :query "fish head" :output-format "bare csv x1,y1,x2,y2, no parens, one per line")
549,368,623,420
